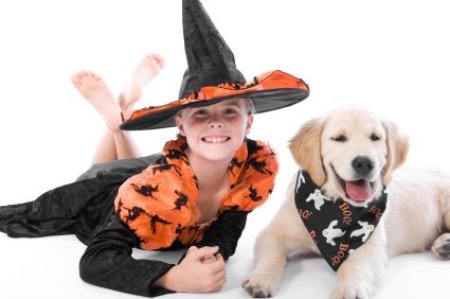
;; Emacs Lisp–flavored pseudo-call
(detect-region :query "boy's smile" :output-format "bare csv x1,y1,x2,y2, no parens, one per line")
201,136,231,143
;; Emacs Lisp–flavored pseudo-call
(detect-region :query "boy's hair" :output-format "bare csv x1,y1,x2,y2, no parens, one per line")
244,98,255,115
176,98,254,118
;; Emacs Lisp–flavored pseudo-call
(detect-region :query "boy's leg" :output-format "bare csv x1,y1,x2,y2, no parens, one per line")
72,71,123,131
72,71,140,163
91,131,118,164
72,54,165,164
112,53,165,160
72,71,124,163
119,53,165,111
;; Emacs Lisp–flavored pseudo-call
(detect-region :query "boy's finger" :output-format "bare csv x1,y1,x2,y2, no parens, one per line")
183,246,198,261
208,257,227,274
210,275,227,292
215,253,224,263
211,267,227,286
201,254,217,264
191,246,219,260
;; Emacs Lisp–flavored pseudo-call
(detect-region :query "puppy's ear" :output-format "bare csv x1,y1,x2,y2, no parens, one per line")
289,119,326,186
382,120,409,184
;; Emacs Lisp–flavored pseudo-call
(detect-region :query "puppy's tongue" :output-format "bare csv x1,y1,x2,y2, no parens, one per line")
345,179,372,202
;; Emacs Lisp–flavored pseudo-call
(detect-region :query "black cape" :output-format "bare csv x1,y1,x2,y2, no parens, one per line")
0,154,249,297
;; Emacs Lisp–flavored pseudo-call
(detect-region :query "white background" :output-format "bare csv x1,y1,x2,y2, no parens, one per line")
1,0,450,298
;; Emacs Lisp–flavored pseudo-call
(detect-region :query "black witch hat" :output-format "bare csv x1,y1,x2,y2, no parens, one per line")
121,0,309,130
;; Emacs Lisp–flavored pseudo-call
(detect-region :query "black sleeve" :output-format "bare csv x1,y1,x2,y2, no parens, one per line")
79,214,175,297
194,210,249,261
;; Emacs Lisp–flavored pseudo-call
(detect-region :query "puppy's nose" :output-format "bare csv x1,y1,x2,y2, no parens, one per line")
352,156,374,177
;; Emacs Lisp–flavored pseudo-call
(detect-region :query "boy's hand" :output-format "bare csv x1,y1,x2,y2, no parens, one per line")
154,246,226,293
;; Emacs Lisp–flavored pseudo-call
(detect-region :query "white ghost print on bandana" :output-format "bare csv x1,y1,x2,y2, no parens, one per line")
294,170,388,270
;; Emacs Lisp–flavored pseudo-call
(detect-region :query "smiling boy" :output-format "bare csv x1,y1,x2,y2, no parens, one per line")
176,99,254,224
0,0,309,297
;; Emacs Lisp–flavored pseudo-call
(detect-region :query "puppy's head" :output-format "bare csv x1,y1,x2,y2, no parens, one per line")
289,108,409,206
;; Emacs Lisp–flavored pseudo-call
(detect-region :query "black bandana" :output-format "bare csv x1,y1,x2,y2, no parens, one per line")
294,170,388,270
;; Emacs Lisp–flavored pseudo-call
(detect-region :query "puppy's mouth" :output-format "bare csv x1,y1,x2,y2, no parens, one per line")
331,165,374,202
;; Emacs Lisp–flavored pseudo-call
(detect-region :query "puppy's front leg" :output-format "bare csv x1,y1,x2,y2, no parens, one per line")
242,229,289,297
330,232,387,299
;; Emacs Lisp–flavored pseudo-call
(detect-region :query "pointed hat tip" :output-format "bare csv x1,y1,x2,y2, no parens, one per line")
183,0,202,9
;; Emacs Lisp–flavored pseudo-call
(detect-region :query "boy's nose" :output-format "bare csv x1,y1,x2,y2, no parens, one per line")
208,120,223,128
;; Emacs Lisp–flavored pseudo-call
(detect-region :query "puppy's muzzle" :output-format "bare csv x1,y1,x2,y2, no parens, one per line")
352,156,374,178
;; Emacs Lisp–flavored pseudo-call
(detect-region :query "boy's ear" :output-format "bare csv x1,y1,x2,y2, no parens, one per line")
246,114,254,134
175,115,186,137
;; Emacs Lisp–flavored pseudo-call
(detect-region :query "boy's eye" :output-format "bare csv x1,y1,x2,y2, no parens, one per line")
194,109,208,117
223,108,238,115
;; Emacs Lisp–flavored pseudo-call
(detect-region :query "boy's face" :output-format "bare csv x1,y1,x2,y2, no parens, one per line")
175,98,253,163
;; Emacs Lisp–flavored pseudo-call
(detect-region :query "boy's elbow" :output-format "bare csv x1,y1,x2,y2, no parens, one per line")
79,252,96,283
79,250,111,284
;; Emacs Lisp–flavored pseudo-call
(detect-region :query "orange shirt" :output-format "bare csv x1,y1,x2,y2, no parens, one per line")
114,138,278,250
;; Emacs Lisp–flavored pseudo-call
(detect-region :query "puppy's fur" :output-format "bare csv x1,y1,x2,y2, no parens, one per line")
243,107,450,298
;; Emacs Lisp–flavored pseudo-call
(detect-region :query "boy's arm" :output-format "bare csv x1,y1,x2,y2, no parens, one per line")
79,214,175,297
194,210,249,260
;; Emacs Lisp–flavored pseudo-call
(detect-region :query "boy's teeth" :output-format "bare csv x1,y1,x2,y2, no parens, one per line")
203,136,228,143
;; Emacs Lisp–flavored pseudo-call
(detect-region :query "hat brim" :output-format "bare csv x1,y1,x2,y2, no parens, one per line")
120,70,309,130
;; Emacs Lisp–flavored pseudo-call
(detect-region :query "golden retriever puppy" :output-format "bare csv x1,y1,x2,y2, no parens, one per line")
242,107,450,298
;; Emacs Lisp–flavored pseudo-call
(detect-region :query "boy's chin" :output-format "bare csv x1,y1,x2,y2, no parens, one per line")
201,152,236,163
192,147,237,162
188,139,244,163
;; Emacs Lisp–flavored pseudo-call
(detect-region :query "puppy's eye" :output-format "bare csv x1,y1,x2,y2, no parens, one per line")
370,133,380,141
331,135,347,142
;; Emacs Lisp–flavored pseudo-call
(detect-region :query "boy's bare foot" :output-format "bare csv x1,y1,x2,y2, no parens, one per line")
119,53,165,110
72,71,122,131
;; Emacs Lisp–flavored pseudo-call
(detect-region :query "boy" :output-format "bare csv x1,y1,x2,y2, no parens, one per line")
72,61,258,295
0,0,309,297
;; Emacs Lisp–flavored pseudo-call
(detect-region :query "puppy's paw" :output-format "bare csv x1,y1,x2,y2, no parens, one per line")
242,271,282,298
432,233,450,260
329,281,371,299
